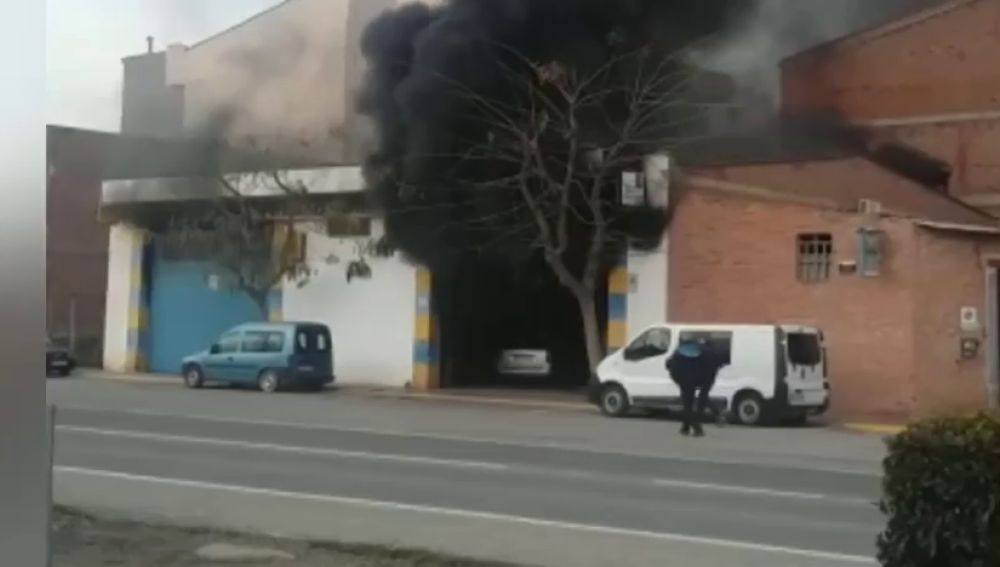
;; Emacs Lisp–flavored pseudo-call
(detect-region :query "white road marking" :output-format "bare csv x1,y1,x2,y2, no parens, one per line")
652,478,842,501
57,405,881,476
654,478,824,500
59,424,875,505
55,466,877,565
57,425,509,471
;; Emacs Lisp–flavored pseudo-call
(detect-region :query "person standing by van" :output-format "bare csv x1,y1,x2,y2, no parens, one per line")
666,337,727,437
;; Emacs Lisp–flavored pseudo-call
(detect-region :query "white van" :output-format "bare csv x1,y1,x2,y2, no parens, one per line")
590,323,830,425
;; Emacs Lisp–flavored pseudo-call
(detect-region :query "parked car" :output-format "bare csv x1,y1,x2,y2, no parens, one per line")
181,322,334,393
496,348,551,378
46,337,77,377
590,323,829,426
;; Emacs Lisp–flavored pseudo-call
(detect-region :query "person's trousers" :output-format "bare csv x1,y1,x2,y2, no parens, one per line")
680,383,713,432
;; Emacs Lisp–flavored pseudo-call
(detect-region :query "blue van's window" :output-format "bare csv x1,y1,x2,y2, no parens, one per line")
218,332,241,354
296,328,330,353
264,332,285,353
243,331,285,353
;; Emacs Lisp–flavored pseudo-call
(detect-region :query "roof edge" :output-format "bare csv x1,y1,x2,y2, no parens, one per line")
780,0,980,66
914,219,1000,234
682,174,841,210
189,0,297,50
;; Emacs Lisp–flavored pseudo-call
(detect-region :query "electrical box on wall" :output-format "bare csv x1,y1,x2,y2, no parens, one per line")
857,228,884,277
961,337,980,360
621,170,646,207
960,306,982,334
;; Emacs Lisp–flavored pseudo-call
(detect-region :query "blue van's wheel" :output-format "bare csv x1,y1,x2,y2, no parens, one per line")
183,365,204,389
258,370,280,393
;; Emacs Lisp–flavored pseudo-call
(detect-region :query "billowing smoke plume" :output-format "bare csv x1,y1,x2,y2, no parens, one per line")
359,0,752,270
691,0,943,106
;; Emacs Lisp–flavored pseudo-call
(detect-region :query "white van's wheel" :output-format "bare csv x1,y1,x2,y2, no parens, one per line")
733,392,766,426
599,384,630,417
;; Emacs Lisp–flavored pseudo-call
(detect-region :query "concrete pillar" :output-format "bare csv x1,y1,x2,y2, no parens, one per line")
625,237,669,339
411,267,439,389
607,237,670,351
607,261,629,351
102,224,148,372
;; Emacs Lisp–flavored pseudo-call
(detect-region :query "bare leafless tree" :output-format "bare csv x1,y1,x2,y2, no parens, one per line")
440,48,701,372
155,171,370,318
153,172,307,318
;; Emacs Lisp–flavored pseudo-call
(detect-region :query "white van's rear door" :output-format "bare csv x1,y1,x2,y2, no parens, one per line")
781,326,827,407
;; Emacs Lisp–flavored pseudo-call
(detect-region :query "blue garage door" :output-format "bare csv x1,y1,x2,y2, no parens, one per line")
148,249,262,374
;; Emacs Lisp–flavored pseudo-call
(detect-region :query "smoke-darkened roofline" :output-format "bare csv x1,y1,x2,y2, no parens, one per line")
779,0,968,67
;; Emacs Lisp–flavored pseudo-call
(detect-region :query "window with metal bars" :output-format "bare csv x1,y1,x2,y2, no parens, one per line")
796,233,833,283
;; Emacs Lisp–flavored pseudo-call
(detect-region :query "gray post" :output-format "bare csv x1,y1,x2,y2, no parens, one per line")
45,404,56,567
987,269,999,410
68,295,76,354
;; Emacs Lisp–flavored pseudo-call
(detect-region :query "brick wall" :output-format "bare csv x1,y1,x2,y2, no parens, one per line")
873,118,1000,199
47,129,110,365
781,0,1000,120
670,190,918,420
911,228,999,415
689,157,991,226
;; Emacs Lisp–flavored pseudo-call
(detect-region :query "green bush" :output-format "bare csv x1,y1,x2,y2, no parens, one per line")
877,412,1000,567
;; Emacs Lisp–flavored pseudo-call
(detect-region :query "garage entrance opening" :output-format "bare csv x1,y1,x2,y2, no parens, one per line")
435,253,608,391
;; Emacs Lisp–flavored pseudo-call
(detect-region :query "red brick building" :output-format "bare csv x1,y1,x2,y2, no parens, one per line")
47,125,113,365
667,0,1000,421
672,161,1000,421
781,0,1000,211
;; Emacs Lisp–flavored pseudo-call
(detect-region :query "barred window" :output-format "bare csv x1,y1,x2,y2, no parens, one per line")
797,234,833,283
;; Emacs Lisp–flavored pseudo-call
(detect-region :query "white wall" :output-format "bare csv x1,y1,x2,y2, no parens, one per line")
626,236,669,338
102,224,140,371
282,222,417,387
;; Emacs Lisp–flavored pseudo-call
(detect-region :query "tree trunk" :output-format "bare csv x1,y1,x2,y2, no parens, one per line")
574,290,604,375
247,290,270,321
542,252,605,377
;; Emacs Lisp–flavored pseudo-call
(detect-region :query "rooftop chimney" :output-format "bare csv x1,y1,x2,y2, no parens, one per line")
146,36,154,54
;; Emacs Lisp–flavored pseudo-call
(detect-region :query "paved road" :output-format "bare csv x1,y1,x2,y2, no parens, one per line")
49,377,889,567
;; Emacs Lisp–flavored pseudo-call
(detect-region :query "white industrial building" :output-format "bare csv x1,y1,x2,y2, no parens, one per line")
98,0,668,390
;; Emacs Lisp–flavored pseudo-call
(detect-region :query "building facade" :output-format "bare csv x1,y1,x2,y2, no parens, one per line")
670,163,1000,421
47,126,114,366
781,0,1000,211
97,0,1000,420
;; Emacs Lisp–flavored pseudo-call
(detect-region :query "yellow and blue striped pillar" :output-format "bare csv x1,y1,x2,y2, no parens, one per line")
412,267,439,389
607,258,629,351
267,288,283,322
268,226,298,322
124,232,150,372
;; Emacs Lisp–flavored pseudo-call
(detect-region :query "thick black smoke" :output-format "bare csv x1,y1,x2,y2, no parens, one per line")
358,0,752,272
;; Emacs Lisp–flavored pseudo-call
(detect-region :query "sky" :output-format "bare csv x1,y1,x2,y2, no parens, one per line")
46,0,282,132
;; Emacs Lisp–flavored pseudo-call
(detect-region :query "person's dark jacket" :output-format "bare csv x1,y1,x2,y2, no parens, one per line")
666,343,726,390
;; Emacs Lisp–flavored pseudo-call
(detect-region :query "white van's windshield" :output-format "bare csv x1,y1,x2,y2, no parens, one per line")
787,333,822,366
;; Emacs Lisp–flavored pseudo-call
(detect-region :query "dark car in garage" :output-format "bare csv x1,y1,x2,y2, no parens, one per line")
46,337,77,377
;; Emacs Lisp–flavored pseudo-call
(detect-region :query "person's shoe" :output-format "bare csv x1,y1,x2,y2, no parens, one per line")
693,425,706,437
680,424,691,436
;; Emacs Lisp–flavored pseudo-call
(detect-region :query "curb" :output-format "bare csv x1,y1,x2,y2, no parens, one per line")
354,390,595,413
77,371,179,386
76,371,595,413
842,423,907,436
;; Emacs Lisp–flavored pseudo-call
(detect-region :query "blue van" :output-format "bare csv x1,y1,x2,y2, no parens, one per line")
180,322,334,393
